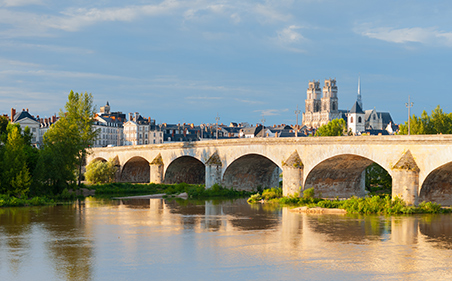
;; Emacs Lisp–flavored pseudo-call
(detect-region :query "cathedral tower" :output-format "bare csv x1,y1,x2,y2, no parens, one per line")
321,78,338,113
305,80,321,113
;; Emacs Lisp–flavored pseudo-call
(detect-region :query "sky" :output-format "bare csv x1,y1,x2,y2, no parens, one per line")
1,0,452,126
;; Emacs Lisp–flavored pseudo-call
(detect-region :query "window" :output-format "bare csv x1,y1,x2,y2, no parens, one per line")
350,116,354,123
358,116,362,123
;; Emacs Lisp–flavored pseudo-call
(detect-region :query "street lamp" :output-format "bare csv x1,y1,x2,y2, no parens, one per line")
261,115,266,138
200,124,204,141
405,96,414,135
215,113,220,140
294,105,301,137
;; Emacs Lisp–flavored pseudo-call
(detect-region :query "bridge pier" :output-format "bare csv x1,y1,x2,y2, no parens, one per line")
282,151,303,197
205,152,222,189
149,154,164,184
392,151,419,205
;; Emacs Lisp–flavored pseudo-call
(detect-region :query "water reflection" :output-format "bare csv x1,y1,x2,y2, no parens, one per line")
1,199,452,280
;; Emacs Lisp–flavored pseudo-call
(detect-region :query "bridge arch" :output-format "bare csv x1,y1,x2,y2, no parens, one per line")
222,153,281,191
120,156,150,183
419,161,452,206
164,156,205,184
90,157,107,164
304,154,391,198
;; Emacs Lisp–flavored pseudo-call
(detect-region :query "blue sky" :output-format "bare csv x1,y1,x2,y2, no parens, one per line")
1,0,452,126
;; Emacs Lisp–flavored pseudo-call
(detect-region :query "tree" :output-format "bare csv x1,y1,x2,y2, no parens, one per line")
85,159,117,184
315,118,347,136
0,124,32,197
365,163,392,193
64,91,98,185
36,91,97,193
399,105,452,135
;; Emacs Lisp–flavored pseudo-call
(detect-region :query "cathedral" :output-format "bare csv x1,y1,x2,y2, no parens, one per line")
302,78,347,128
302,77,395,134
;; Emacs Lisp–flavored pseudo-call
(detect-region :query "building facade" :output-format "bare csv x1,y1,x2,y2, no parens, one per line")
302,78,345,128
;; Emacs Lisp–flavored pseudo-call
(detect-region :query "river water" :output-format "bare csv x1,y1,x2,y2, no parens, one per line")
1,198,452,281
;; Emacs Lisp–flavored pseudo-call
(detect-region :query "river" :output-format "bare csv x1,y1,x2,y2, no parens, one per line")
1,198,452,280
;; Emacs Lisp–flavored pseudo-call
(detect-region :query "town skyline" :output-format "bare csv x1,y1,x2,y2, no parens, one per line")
2,1,452,125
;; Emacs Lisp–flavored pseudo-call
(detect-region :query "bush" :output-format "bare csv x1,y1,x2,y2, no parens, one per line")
85,158,117,184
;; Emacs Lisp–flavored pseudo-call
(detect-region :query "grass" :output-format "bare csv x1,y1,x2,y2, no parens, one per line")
0,194,56,207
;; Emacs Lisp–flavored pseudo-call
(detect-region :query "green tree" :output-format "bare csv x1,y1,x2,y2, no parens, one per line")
0,125,32,197
365,163,392,193
64,91,98,185
0,115,8,142
399,105,452,135
315,118,347,136
36,91,97,193
85,158,117,184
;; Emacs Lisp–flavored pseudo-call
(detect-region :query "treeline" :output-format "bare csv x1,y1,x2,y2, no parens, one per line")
399,105,452,135
0,91,97,198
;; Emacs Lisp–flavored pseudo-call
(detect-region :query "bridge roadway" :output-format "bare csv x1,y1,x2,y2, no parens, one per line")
87,135,452,205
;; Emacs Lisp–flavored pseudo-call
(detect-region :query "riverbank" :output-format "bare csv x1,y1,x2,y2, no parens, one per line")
247,187,452,215
0,183,251,207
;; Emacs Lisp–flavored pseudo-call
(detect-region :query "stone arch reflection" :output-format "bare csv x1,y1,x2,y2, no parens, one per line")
164,156,205,184
223,154,281,191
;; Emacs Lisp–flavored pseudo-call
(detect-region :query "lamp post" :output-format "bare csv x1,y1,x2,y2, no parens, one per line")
405,96,414,135
261,115,266,138
294,105,301,137
215,113,220,140
200,124,204,141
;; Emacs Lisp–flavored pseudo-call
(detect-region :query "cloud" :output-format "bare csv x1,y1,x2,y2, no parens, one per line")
235,98,264,105
0,0,184,36
357,25,452,46
185,96,223,100
278,25,303,43
254,3,290,23
253,109,287,116
0,0,42,7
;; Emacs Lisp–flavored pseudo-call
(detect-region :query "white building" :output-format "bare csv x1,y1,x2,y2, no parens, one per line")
123,112,163,145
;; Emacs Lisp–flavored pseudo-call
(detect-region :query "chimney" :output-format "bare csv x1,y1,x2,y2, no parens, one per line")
128,113,133,121
135,112,140,121
148,117,151,122
11,108,16,122
26,108,29,112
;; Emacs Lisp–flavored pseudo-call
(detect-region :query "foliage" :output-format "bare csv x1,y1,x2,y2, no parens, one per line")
365,163,392,193
399,105,452,135
315,118,347,136
85,159,117,184
0,124,33,197
246,188,450,214
0,194,55,207
303,187,315,198
35,91,97,193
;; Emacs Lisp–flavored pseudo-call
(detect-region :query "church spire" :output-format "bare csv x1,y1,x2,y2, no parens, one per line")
357,75,363,110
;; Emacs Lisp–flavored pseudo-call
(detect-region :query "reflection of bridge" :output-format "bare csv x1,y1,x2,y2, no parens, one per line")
87,135,452,205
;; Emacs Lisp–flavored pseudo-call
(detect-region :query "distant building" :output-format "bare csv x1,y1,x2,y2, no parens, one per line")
302,78,347,128
92,102,126,147
123,112,163,145
346,79,395,135
10,108,41,146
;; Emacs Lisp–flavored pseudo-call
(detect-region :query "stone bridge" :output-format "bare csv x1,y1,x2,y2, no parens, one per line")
86,135,452,205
